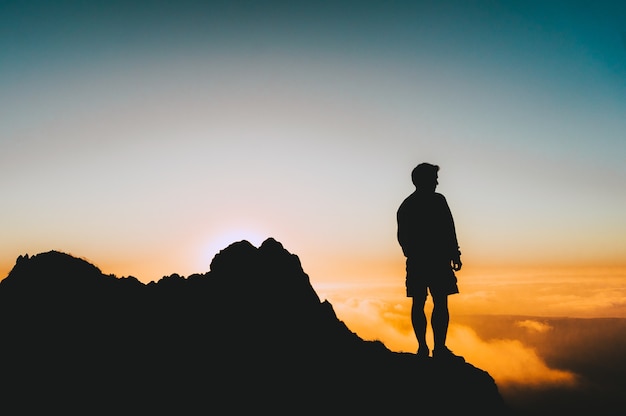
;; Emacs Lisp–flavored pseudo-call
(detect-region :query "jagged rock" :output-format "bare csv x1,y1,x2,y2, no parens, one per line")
0,239,512,414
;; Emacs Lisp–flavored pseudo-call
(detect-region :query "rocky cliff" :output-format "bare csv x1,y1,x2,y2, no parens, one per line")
0,238,512,414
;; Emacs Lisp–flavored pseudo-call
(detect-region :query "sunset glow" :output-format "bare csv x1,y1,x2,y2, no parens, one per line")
315,266,626,388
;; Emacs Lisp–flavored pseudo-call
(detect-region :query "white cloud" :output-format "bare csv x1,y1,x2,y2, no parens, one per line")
516,319,553,333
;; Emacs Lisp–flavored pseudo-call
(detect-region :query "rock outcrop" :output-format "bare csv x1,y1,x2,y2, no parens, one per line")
0,239,512,414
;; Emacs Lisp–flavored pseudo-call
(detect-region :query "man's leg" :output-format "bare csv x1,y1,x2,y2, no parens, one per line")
411,296,428,356
431,294,449,351
432,294,464,361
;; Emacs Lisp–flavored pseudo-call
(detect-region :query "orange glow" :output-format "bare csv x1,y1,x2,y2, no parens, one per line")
313,262,626,317
316,275,590,389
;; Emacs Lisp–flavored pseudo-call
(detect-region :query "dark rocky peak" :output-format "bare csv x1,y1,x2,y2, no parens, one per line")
209,238,319,295
4,250,104,286
0,238,512,414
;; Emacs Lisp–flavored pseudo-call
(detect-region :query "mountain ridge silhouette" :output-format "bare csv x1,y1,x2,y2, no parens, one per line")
0,238,512,414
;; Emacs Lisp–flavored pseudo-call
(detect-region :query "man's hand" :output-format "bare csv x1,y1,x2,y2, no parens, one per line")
451,254,462,271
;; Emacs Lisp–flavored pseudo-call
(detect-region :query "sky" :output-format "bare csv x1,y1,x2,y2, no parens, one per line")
2,1,626,408
2,2,626,295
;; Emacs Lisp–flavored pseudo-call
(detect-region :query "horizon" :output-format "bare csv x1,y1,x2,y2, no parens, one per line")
7,242,626,318
5,241,626,320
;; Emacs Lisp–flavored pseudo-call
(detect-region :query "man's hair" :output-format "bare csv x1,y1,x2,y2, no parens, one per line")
411,162,439,187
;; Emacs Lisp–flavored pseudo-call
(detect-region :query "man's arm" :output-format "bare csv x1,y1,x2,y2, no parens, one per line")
440,194,462,271
396,208,411,257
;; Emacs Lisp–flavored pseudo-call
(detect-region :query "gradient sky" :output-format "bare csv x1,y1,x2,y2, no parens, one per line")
2,1,625,310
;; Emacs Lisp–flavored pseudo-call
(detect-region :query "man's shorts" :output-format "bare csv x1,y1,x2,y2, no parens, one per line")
405,257,459,299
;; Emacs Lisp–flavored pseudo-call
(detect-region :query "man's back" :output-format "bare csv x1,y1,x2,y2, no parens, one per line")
397,190,458,262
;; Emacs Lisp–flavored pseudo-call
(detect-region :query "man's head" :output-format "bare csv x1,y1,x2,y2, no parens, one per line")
411,162,439,191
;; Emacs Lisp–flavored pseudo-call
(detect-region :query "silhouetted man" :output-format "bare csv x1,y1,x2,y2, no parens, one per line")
397,163,464,361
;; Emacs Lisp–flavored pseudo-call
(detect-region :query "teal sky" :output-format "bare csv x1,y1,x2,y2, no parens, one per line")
2,1,625,282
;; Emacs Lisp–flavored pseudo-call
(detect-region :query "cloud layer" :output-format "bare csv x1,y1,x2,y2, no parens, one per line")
321,289,577,388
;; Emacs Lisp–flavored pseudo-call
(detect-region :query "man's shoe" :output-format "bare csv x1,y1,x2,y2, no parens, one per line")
433,347,465,363
416,346,430,359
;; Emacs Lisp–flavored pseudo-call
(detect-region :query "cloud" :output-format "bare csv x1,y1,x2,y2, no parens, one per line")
516,319,552,333
455,267,626,318
328,295,415,351
447,324,577,387
327,294,578,388
536,289,626,317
